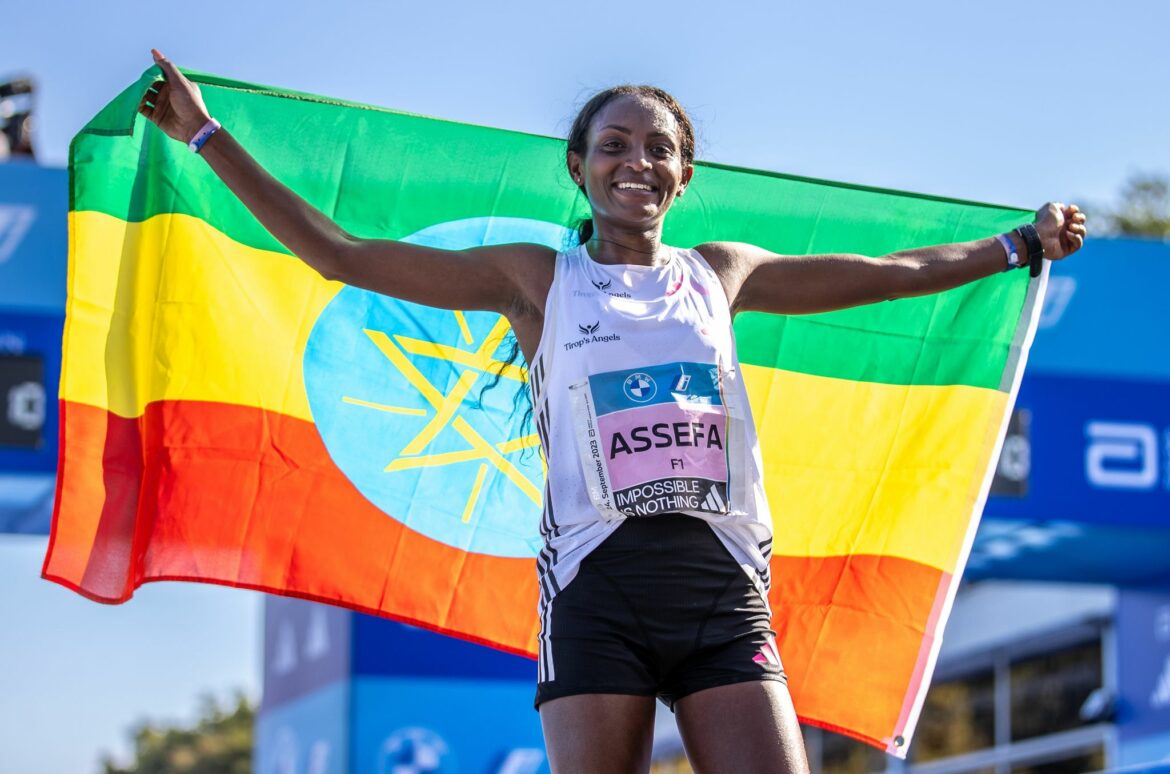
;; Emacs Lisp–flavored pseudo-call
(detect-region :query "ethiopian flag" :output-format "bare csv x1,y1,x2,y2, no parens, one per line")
44,67,1044,755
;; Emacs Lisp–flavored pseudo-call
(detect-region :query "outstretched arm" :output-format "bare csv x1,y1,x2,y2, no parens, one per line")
138,51,545,314
701,203,1087,316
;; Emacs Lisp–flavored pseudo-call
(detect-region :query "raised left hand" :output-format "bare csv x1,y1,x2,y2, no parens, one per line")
1035,202,1087,261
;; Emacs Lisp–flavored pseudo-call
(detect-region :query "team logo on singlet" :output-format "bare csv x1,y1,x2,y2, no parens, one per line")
574,277,631,299
563,320,620,351
303,216,572,559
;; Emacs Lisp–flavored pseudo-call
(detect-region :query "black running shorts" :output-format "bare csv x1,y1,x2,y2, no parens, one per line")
535,514,786,710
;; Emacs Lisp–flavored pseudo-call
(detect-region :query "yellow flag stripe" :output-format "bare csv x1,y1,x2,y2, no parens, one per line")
63,211,338,420
744,363,1006,570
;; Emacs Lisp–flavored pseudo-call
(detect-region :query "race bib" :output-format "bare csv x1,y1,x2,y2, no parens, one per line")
569,361,740,518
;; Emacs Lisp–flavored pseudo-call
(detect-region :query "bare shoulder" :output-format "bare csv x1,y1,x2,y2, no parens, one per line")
694,240,776,272
693,241,775,312
474,241,557,318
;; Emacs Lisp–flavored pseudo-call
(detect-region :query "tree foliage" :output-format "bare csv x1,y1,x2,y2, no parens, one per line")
1096,172,1170,239
102,693,254,774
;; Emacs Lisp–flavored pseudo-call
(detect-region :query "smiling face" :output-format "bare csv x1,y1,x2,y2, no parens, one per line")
567,93,694,236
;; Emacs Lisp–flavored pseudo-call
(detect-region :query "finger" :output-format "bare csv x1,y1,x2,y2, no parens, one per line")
152,49,184,83
138,78,167,113
140,82,162,107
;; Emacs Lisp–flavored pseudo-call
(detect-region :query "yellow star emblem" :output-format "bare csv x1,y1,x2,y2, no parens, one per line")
340,311,542,525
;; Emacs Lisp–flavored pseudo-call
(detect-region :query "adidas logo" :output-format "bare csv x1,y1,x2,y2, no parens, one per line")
753,637,781,668
700,485,726,512
1152,655,1170,709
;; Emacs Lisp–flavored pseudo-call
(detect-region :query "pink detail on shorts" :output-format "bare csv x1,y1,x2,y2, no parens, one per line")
754,640,781,668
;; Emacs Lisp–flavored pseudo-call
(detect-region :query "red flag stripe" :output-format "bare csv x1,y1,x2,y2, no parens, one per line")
44,399,542,657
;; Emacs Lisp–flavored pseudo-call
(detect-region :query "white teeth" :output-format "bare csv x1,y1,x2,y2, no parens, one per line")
617,182,653,191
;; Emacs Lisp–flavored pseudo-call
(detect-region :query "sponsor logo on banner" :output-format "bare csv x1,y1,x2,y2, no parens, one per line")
0,331,26,354
379,727,450,774
1085,421,1167,491
268,727,298,774
6,381,44,432
1153,606,1170,710
496,749,546,774
1038,275,1077,329
1152,656,1170,710
992,409,1031,497
0,205,36,265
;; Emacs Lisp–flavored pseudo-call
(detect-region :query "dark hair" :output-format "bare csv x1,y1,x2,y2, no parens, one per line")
566,85,696,244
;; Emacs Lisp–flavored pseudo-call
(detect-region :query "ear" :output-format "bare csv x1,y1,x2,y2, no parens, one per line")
566,151,584,189
677,164,694,197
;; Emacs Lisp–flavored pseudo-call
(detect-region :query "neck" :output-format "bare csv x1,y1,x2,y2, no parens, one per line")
585,223,670,267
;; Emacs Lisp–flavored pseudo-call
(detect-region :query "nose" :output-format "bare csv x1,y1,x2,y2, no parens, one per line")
624,151,652,171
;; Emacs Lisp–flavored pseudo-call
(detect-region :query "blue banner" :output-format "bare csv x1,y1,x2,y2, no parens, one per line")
0,164,66,313
988,374,1170,528
0,165,66,534
352,612,535,681
972,373,1170,584
1029,237,1170,382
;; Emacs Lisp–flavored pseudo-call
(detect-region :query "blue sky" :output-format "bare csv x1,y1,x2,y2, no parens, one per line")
3,1,1168,771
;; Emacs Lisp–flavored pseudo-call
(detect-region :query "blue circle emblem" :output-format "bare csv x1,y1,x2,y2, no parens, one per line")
622,372,657,403
303,217,575,558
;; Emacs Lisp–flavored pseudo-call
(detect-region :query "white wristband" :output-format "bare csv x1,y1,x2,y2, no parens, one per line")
187,118,221,153
996,233,1023,271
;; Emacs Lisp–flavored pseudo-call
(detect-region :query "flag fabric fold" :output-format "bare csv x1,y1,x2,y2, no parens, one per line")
44,67,1044,755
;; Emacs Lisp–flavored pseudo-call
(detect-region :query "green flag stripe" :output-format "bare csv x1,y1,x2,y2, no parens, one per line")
71,68,1033,390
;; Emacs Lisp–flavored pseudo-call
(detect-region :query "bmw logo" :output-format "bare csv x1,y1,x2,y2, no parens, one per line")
622,372,657,403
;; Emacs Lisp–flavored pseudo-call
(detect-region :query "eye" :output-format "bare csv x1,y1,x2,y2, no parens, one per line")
600,139,625,152
652,144,675,157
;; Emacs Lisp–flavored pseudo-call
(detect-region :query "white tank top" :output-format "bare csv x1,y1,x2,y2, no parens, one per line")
529,243,774,607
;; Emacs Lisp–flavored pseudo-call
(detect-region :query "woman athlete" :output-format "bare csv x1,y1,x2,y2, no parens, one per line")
140,50,1086,774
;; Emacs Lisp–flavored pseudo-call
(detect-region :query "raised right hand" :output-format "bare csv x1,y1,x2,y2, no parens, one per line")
137,49,212,143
